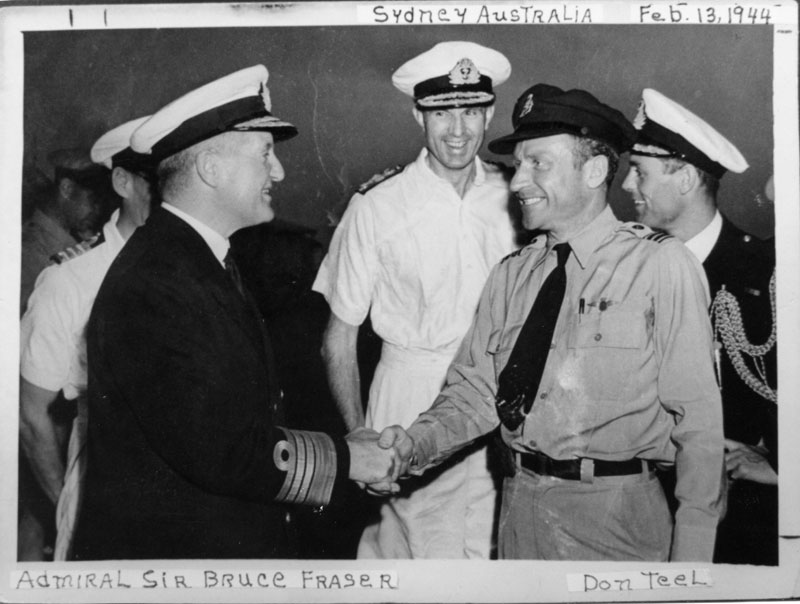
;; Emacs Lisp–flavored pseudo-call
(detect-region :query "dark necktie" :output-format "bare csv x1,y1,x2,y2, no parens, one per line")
223,250,246,298
495,242,571,430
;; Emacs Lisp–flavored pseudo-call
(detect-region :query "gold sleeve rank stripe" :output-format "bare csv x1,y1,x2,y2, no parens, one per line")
274,428,337,507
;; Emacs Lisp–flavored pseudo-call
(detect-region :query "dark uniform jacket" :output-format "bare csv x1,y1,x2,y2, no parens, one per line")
72,208,348,560
705,215,777,565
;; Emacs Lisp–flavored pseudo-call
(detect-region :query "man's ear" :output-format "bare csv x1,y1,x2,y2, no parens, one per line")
483,105,495,130
412,107,426,131
583,154,609,190
195,148,221,188
111,167,130,198
677,163,699,195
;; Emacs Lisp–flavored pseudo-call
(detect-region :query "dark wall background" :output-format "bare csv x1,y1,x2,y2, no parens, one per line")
24,23,774,241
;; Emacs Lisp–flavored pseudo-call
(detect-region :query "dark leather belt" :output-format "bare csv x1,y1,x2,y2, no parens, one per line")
518,450,654,480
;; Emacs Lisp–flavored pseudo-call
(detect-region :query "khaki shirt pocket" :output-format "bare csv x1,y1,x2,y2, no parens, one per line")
566,304,648,401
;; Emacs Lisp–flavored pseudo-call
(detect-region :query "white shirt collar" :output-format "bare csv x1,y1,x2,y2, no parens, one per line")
161,202,229,266
684,210,722,263
103,208,124,248
418,148,486,189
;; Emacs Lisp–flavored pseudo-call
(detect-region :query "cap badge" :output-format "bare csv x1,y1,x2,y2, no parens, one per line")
633,99,646,129
518,93,534,119
260,82,272,112
448,58,480,86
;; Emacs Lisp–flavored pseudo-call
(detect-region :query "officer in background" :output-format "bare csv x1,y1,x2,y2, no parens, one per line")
314,41,517,559
20,149,106,314
382,83,725,561
622,88,777,565
18,117,155,561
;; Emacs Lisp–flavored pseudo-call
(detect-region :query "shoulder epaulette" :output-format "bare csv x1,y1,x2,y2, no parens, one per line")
357,165,403,195
49,232,105,265
500,237,541,264
642,231,674,243
500,247,525,265
617,222,673,243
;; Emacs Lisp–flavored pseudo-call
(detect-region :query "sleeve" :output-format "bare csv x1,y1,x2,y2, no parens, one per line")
312,193,379,326
407,266,504,470
652,242,725,562
20,265,80,394
20,244,50,314
93,269,348,508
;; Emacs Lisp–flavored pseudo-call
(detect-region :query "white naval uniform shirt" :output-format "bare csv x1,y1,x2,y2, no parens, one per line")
20,210,126,399
313,148,516,428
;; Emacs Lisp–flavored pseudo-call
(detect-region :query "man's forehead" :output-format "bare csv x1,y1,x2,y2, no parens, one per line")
629,153,665,167
221,129,275,149
514,133,575,156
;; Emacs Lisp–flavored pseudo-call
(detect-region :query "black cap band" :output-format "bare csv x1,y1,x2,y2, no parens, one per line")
111,148,157,175
151,95,298,162
413,73,493,100
636,119,726,178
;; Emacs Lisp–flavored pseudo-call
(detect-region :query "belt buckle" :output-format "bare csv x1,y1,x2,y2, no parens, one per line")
579,458,594,483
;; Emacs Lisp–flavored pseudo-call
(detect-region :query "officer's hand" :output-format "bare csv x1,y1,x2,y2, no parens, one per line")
377,425,415,478
724,438,777,485
345,427,400,494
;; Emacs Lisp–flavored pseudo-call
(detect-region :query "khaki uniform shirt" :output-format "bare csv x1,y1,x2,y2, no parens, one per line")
407,206,725,561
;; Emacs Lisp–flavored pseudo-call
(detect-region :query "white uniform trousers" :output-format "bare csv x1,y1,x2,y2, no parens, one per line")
358,344,496,559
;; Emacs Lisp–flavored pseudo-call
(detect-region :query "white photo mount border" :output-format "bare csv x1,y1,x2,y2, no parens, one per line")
1,2,798,602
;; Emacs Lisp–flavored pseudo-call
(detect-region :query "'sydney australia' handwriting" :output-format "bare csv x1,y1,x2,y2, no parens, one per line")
368,4,594,25
12,569,399,590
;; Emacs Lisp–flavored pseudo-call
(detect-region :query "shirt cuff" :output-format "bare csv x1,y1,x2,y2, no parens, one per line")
405,423,436,474
273,428,347,507
670,524,717,562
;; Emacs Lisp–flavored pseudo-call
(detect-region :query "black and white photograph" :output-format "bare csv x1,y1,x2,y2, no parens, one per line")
1,1,798,601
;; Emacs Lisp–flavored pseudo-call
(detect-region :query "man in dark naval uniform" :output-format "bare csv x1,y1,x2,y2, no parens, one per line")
72,65,402,560
622,88,777,565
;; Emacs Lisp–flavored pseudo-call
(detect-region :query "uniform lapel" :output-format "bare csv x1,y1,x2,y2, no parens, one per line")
158,209,269,359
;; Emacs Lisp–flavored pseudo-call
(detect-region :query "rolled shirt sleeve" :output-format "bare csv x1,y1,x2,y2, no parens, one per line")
313,193,378,327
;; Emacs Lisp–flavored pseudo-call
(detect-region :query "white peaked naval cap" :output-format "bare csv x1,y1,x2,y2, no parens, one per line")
131,64,297,162
392,41,511,109
91,116,151,169
631,88,748,178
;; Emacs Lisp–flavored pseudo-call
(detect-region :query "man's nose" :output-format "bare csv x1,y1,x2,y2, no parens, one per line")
510,168,528,193
270,153,285,182
450,114,465,136
621,168,636,193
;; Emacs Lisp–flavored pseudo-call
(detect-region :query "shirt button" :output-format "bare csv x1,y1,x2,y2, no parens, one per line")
539,391,547,399
527,440,537,448
594,333,603,342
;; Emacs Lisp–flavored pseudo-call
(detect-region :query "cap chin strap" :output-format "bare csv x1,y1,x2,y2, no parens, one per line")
631,147,684,161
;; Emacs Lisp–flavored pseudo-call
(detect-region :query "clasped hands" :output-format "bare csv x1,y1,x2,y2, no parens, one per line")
345,426,414,495
724,437,777,485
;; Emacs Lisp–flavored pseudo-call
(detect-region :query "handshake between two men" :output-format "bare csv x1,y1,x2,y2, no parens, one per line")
345,426,415,495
